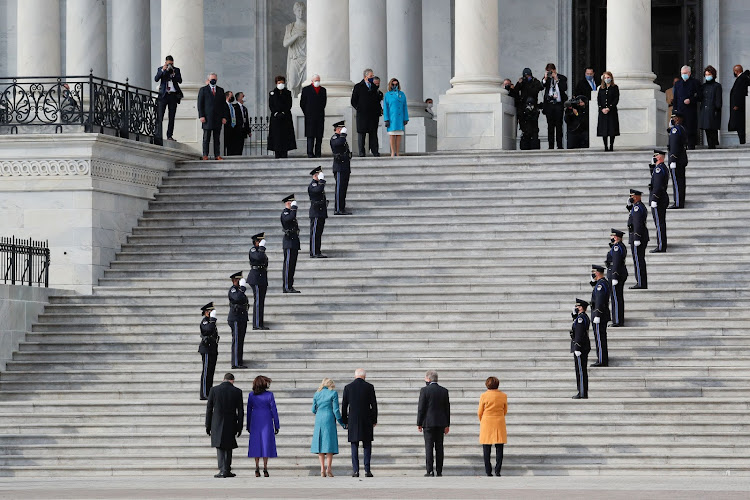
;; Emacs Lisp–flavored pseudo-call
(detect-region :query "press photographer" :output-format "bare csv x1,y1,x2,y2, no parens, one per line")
541,63,568,150
564,95,589,149
514,68,543,150
154,55,183,144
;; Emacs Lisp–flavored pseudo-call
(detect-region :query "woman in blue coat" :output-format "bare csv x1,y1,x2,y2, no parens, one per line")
247,375,280,477
311,378,345,477
383,77,409,157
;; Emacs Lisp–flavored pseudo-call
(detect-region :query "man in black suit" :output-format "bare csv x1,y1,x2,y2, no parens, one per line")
541,62,568,149
417,370,450,477
197,72,229,160
223,91,239,156
236,92,251,154
154,55,183,145
351,68,382,157
574,66,598,103
300,74,327,158
205,372,244,478
729,65,750,144
342,368,378,477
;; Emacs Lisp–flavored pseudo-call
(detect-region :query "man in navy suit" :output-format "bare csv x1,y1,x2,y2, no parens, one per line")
197,73,229,160
417,370,450,477
154,55,183,144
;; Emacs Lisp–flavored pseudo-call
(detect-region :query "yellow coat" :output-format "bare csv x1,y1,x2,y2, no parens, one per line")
478,390,508,444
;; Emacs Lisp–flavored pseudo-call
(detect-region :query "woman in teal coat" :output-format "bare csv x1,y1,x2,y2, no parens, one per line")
383,77,409,157
311,378,345,477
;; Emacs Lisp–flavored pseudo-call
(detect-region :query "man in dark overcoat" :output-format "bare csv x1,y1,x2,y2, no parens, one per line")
205,373,244,478
300,75,327,158
342,368,378,477
672,66,700,149
729,65,750,144
197,72,229,160
351,68,382,157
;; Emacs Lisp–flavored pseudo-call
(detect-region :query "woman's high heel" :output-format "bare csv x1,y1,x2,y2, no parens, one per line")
263,469,269,477
327,468,334,477
255,468,260,477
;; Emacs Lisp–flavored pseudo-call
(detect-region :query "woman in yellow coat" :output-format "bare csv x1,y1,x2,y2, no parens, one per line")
477,376,508,476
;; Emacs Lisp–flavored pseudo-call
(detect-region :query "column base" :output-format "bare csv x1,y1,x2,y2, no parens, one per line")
374,117,436,154
588,88,668,149
437,92,516,151
291,96,355,157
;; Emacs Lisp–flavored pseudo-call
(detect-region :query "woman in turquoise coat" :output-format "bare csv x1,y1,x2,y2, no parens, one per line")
383,77,409,157
311,378,345,477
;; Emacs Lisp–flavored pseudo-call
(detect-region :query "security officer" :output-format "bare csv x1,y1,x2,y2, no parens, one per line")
667,112,689,209
605,229,628,327
331,120,353,215
281,194,301,293
247,232,269,330
308,166,328,258
227,271,249,369
649,150,669,253
570,298,591,399
590,265,610,367
626,189,649,289
199,302,220,400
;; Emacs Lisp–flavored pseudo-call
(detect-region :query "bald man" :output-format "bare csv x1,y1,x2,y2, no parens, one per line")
729,65,750,144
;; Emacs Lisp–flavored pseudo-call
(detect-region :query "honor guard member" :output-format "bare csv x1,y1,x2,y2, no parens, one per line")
570,298,591,399
626,189,649,289
227,271,249,369
649,150,669,253
247,232,269,330
590,265,610,367
308,166,328,258
199,302,220,400
331,120,353,215
605,229,628,327
281,195,301,293
667,112,689,209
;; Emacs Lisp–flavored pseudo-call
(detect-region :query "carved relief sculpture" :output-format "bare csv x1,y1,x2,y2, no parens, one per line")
283,1,307,98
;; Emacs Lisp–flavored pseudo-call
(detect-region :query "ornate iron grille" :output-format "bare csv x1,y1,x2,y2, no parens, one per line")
0,236,50,288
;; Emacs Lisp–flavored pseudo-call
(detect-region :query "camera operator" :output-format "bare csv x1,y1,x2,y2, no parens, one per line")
541,63,568,150
564,95,589,149
154,55,183,145
514,68,543,150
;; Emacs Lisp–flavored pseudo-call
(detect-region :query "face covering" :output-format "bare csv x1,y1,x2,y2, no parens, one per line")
681,74,689,81
585,75,594,81
653,156,659,164
228,96,235,103
367,77,374,84
391,84,398,90
209,79,217,86
605,78,612,84
610,237,615,244
591,273,597,280
277,83,285,90
427,103,433,109
705,75,713,82
425,381,431,386
313,81,320,88
526,76,532,81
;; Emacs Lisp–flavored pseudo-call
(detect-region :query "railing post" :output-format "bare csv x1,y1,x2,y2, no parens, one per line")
86,70,94,133
10,236,16,285
44,241,50,288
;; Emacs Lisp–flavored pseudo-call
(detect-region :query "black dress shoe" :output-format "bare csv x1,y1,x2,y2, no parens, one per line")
200,396,208,401
307,154,315,158
260,326,270,330
372,152,380,157
225,472,236,478
611,323,623,327
289,288,301,293
591,362,603,367
352,472,360,477
252,327,260,330
365,471,373,477
629,285,647,289
436,472,442,477
667,204,679,209
334,211,343,215
236,365,248,369
341,211,352,215
316,254,328,258
649,249,665,253
486,472,493,476
214,473,226,478
572,393,582,399
424,472,434,477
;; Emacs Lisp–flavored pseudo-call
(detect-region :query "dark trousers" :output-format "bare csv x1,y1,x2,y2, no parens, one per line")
334,170,350,213
545,104,564,149
229,320,247,367
203,128,221,157
274,150,288,158
593,320,608,365
357,131,379,156
574,353,588,397
482,444,504,476
217,448,233,474
704,129,719,149
652,205,668,251
630,239,648,288
223,124,237,156
670,164,687,208
567,131,589,149
738,127,746,145
307,136,323,157
251,284,267,328
310,217,325,256
156,93,179,142
283,248,298,291
423,427,445,474
200,351,217,399
611,280,625,325
350,441,372,473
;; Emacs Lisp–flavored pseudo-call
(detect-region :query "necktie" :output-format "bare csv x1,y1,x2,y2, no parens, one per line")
229,103,236,127
211,87,215,96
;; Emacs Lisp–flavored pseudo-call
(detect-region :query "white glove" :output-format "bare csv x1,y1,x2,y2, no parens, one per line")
651,201,657,208
574,351,582,357
612,279,618,286
318,172,325,181
670,162,676,169
340,127,347,134
634,241,641,247
291,201,298,207
593,317,601,324
259,239,266,247
209,309,217,319
239,278,247,288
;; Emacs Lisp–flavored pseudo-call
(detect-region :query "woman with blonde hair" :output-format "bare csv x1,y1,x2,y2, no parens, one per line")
311,378,346,477
478,376,508,476
383,77,409,156
597,71,620,151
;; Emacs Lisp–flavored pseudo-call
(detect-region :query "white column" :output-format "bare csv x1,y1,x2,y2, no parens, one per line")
66,0,107,77
110,0,151,89
17,0,61,76
349,0,387,82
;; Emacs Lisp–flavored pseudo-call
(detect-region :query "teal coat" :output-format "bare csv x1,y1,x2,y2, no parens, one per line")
383,90,409,132
311,388,344,454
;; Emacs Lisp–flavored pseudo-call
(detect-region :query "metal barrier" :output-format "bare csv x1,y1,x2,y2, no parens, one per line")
245,115,271,156
0,236,50,288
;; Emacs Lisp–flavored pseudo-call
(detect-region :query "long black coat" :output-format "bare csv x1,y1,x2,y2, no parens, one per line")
698,80,722,130
351,80,381,133
729,71,750,132
342,378,378,443
267,88,297,153
673,77,700,135
206,381,244,449
574,77,598,101
197,85,229,130
300,85,327,138
417,383,450,428
597,85,620,137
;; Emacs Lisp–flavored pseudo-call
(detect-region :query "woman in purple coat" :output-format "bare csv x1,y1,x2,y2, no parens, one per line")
247,375,280,476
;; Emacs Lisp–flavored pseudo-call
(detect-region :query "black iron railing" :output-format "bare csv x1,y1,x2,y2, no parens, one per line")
246,116,271,156
0,236,50,288
0,73,159,143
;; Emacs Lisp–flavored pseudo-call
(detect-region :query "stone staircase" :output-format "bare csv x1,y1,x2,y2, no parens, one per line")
1,149,750,477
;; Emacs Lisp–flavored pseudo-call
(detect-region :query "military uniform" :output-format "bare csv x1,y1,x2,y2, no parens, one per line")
331,120,352,215
199,302,220,400
605,229,628,326
590,265,610,367
667,115,689,208
247,232,269,330
227,271,249,368
308,166,328,258
627,189,649,289
281,194,301,293
649,150,669,253
570,298,591,399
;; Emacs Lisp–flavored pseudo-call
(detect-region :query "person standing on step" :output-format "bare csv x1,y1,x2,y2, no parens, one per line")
342,368,378,477
199,302,220,401
478,376,508,475
605,229,628,327
590,265,610,367
331,120,352,215
205,372,244,478
673,65,700,149
308,166,328,258
247,233,269,330
417,370,450,477
154,55,183,144
227,271,249,369
597,71,620,151
351,68,382,157
729,65,750,145
267,75,297,158
570,299,591,399
626,189,649,289
541,63,567,150
300,74,327,158
281,195,301,293
667,112,689,209
649,150,669,253
197,72,229,160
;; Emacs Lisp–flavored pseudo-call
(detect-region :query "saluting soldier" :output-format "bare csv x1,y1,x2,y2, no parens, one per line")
626,189,649,289
281,194,301,293
199,302,220,400
570,298,591,399
590,265,610,367
668,112,689,209
247,232,269,330
605,229,628,327
331,120,353,215
308,166,328,258
227,271,249,369
649,150,669,253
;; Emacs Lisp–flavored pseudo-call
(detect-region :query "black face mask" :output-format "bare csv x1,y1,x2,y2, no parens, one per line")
425,381,431,386
628,197,635,204
209,79,217,85
610,237,616,244
229,96,235,102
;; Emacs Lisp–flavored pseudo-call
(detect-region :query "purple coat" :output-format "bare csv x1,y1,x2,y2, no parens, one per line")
247,390,280,458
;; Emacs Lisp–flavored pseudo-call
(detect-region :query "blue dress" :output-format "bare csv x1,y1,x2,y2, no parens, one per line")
383,90,409,132
247,390,280,458
311,388,344,454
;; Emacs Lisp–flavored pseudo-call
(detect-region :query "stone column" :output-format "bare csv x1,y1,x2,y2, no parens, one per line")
17,0,61,76
66,0,108,77
110,0,151,89
349,0,387,83
437,0,516,151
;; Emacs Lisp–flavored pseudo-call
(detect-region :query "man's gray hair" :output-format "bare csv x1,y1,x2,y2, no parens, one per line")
681,65,691,73
355,368,367,378
207,72,218,78
311,73,320,80
363,68,374,78
425,370,438,382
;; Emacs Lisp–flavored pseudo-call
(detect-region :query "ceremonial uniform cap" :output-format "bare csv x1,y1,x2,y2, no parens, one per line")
251,232,265,242
201,302,215,312
653,149,666,155
575,298,589,309
671,111,684,118
610,228,625,237
630,189,643,196
282,194,295,203
310,166,323,175
333,120,345,128
591,264,605,273
230,271,243,280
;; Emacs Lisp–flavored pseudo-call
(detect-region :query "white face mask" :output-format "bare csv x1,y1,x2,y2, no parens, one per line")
605,78,612,84
426,103,433,109
313,81,320,88
277,83,285,90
